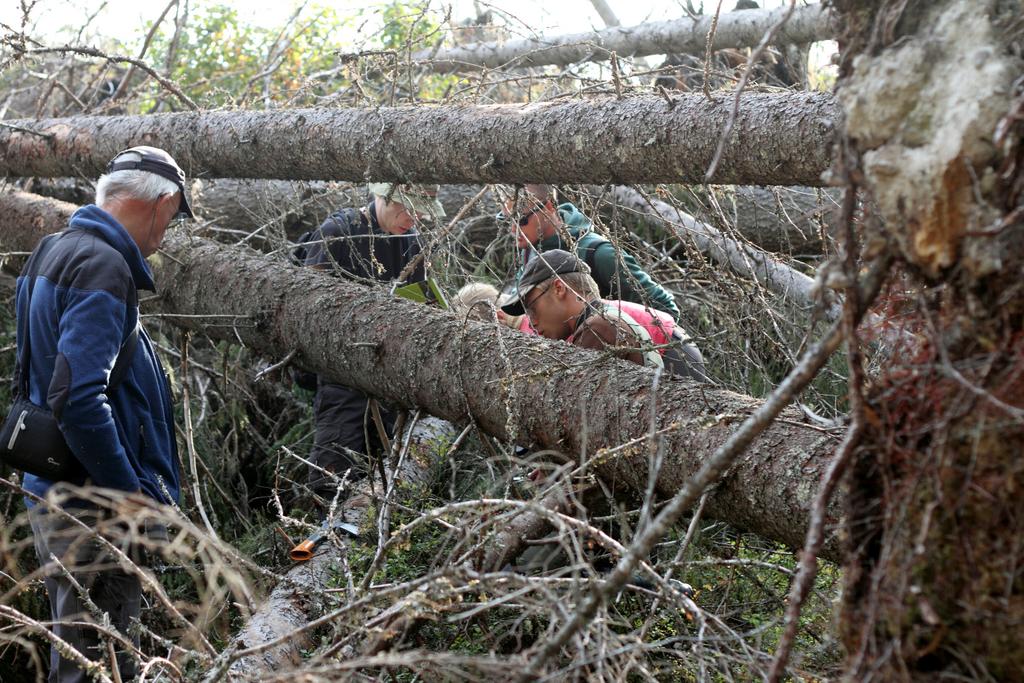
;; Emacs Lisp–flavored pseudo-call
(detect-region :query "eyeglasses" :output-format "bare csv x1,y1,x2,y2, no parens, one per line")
523,284,552,319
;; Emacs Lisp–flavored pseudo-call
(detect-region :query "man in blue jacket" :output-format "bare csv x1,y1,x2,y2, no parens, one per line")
16,146,187,682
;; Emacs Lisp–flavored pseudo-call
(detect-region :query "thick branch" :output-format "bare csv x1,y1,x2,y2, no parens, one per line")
414,4,833,73
0,190,842,558
0,93,837,186
608,185,836,316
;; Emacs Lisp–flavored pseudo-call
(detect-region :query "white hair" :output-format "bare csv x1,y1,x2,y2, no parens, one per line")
96,166,179,206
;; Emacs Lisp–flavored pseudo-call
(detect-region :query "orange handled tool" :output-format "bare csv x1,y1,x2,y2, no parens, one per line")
290,520,360,562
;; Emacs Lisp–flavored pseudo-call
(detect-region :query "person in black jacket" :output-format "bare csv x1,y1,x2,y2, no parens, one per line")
302,183,444,502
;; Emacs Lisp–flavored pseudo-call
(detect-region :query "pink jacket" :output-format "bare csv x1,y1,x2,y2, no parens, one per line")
605,300,679,351
513,300,682,353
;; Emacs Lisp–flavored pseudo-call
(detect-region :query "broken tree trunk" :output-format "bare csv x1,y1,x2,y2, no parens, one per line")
606,185,836,316
0,189,842,560
833,0,1024,678
412,4,833,73
0,93,837,186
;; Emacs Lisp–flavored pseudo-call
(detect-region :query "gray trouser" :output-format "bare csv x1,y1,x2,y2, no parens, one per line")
664,335,711,383
308,382,395,496
29,505,142,683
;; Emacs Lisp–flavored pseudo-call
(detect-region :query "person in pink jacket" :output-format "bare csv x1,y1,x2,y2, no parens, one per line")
498,250,708,382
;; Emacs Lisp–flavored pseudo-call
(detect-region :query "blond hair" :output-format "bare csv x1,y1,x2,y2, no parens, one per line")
451,283,500,320
451,282,525,330
556,271,600,300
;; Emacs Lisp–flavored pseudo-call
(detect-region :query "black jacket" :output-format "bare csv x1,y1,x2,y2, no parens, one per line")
303,203,424,283
294,203,424,392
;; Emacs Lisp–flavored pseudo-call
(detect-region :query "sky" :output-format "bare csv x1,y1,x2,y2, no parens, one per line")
2,0,801,45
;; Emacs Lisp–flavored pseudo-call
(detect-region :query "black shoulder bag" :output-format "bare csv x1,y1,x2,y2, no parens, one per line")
0,234,139,481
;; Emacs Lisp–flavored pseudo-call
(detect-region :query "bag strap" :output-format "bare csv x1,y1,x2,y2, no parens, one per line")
17,233,140,398
17,235,60,397
575,232,609,275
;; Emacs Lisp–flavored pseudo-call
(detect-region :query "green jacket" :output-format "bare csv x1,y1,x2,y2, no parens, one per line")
517,202,680,320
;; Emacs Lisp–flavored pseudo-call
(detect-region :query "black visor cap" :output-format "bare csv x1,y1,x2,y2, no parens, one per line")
106,148,194,218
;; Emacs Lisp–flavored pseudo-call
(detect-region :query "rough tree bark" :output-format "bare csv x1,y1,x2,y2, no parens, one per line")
726,185,837,255
834,0,1024,679
190,179,351,239
412,4,832,73
0,189,843,560
0,93,837,186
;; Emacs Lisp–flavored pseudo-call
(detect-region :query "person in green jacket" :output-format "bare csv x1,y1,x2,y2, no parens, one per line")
498,184,680,320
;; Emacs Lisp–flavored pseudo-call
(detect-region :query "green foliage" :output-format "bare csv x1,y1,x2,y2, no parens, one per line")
373,1,440,54
145,2,353,109
118,0,458,110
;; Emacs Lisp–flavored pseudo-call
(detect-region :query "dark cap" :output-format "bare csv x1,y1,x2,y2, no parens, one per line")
106,146,193,218
498,249,589,316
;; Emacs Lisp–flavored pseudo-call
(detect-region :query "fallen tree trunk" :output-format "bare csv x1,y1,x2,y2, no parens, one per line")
0,189,842,559
0,93,837,186
592,184,838,256
190,180,498,239
726,185,837,255
227,416,456,677
832,0,1024,678
606,185,836,316
20,177,832,254
16,177,499,242
412,4,832,73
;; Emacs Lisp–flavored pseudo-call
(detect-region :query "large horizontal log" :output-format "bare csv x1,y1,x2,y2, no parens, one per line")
414,4,833,73
14,178,500,241
19,177,834,255
727,185,837,255
190,180,499,240
0,190,841,559
0,93,837,186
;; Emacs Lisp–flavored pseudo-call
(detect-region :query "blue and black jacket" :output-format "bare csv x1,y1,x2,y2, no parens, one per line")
15,205,180,505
